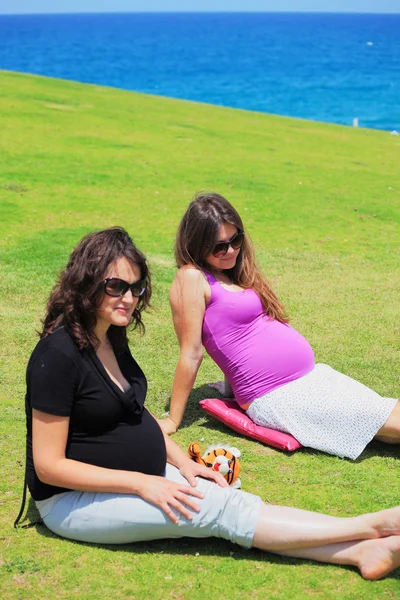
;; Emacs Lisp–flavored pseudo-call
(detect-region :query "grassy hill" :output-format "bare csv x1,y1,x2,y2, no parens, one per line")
0,70,399,599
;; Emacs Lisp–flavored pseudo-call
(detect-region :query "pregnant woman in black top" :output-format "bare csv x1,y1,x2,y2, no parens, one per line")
23,226,400,580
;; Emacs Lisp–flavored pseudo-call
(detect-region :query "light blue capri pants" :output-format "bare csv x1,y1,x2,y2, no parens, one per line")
36,464,263,547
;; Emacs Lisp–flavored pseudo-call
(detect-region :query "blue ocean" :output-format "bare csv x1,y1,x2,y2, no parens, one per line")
0,12,399,130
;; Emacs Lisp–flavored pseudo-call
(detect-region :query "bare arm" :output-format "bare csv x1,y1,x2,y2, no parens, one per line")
159,268,207,434
32,409,204,523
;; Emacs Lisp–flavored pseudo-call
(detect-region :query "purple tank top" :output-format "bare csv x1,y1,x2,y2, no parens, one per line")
202,271,315,406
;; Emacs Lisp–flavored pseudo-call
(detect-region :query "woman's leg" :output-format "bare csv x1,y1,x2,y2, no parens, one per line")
274,537,400,580
251,505,400,579
374,401,400,444
252,504,400,551
40,467,400,579
39,465,262,546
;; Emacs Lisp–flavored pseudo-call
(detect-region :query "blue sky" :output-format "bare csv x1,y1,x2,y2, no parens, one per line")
0,1,399,14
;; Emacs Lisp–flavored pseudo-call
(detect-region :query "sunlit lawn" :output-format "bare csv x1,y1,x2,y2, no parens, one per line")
0,70,399,599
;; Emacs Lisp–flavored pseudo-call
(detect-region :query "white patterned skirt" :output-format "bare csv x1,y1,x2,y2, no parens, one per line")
246,364,398,460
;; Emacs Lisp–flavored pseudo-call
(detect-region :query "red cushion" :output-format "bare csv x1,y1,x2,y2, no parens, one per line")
199,398,302,452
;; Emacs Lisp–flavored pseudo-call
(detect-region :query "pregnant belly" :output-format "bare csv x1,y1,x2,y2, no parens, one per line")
222,321,316,404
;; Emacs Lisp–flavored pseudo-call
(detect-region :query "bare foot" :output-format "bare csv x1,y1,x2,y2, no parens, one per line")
369,506,400,538
357,536,400,580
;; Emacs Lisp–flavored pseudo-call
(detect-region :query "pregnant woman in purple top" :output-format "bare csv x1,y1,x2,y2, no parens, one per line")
160,192,399,459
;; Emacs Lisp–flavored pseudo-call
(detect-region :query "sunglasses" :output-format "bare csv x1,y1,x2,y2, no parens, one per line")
103,277,146,298
212,230,244,258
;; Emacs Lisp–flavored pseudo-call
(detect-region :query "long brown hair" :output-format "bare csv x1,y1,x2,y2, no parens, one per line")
175,192,288,323
40,227,152,351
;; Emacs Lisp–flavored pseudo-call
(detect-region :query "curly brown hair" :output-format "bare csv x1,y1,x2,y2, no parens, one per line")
175,192,288,323
40,227,152,351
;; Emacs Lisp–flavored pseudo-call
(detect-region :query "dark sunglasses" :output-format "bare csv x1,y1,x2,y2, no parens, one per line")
212,230,244,258
103,277,146,298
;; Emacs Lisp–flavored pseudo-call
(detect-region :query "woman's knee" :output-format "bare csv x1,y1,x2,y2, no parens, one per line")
375,402,400,440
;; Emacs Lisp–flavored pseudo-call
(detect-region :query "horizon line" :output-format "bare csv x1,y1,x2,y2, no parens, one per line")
1,10,399,16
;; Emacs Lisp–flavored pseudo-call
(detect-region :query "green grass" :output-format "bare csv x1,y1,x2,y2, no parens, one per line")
0,70,399,599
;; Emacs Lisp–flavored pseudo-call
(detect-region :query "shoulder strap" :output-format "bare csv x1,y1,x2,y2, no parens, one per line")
13,459,43,530
202,269,216,284
13,471,28,528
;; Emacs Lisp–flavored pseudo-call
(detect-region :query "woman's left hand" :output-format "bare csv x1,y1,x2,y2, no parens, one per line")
179,460,229,488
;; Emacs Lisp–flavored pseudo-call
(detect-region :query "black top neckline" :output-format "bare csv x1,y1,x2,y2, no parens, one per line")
88,346,134,398
86,346,145,416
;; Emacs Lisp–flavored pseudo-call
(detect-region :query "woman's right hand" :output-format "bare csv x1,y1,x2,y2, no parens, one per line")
137,474,204,523
157,417,178,435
